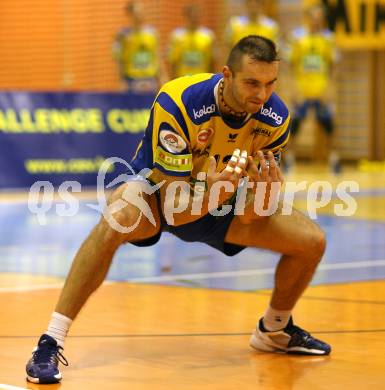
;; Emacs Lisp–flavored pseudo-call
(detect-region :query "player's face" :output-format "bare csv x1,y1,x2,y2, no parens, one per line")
228,56,279,114
246,0,263,15
185,7,200,26
131,4,145,25
308,8,325,31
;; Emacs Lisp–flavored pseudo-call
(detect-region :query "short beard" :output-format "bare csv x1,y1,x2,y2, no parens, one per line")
230,84,247,112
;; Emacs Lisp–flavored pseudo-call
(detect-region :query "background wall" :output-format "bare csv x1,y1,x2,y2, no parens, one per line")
0,0,224,91
0,0,384,160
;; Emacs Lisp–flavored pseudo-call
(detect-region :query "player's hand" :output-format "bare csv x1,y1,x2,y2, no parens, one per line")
207,149,248,192
247,150,284,186
205,149,248,207
235,150,283,222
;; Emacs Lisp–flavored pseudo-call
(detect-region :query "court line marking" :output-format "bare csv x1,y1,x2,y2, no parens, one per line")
1,260,384,292
0,281,114,293
1,329,385,339
125,259,385,283
0,283,64,293
256,291,385,305
0,384,28,390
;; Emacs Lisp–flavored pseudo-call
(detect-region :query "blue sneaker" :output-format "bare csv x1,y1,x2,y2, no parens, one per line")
250,317,331,355
26,334,68,383
329,152,342,175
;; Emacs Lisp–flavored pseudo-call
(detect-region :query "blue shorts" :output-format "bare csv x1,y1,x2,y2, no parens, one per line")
132,192,245,257
292,99,334,135
123,77,158,93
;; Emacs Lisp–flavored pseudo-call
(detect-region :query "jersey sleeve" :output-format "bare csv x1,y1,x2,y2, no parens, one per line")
262,113,291,154
251,92,291,156
327,32,339,64
151,92,193,177
287,27,304,66
112,29,126,60
168,29,181,65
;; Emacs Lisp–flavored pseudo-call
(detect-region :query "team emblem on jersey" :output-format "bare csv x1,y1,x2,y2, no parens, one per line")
159,130,187,153
197,128,214,144
155,146,192,172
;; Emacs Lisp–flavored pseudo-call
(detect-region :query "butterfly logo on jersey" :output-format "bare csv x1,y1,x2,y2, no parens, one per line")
227,133,238,142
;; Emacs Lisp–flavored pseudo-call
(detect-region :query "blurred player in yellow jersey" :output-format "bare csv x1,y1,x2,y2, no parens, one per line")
168,4,215,79
227,0,279,46
112,2,167,93
286,4,340,173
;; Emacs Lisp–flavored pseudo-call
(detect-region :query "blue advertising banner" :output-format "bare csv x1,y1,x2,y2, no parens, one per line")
0,91,155,188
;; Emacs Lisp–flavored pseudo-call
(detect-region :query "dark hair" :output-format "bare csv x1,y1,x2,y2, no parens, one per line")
226,35,279,72
126,2,135,15
305,3,327,17
183,3,198,15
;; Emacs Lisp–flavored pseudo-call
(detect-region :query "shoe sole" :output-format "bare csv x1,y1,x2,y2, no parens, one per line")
26,373,62,384
249,332,330,356
249,333,283,353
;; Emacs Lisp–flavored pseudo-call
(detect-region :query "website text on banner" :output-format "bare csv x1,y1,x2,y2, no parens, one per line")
0,92,154,188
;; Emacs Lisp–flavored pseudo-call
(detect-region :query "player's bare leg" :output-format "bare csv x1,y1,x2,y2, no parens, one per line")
225,206,331,355
227,205,325,309
26,180,161,383
56,182,161,319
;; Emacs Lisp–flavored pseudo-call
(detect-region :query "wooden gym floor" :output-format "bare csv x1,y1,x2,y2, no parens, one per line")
0,163,384,389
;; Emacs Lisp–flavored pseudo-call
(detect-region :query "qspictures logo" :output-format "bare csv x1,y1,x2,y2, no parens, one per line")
27,158,360,233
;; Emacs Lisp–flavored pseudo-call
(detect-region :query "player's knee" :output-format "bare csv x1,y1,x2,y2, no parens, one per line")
94,217,126,248
96,207,146,246
101,182,159,243
290,117,301,136
304,228,326,261
107,186,142,221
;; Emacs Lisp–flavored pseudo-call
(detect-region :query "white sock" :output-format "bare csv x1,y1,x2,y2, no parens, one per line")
46,312,72,348
262,306,291,331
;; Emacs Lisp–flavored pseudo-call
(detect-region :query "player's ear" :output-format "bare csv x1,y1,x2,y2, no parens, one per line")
222,66,232,81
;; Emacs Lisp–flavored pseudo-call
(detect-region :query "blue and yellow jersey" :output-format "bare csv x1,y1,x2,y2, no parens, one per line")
113,26,159,79
227,16,279,46
131,73,290,181
288,27,337,99
168,27,215,78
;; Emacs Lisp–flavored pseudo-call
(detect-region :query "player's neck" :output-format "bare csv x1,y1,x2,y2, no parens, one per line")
309,27,322,34
132,21,143,31
249,13,261,23
218,80,247,119
187,23,198,31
